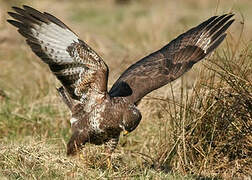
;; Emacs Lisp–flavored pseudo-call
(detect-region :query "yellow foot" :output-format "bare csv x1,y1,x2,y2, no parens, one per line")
79,153,85,161
107,157,112,169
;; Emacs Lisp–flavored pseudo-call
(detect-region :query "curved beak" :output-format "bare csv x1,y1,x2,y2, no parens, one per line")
123,130,129,136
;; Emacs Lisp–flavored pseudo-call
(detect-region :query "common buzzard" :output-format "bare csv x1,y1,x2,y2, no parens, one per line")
8,6,234,155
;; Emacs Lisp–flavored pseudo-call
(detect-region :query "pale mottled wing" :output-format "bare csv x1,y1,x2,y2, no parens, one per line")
8,5,108,102
109,14,234,104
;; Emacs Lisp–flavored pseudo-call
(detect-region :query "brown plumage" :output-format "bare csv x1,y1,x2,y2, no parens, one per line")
8,5,234,155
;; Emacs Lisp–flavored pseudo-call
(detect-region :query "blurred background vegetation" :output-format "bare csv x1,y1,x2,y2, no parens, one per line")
0,0,251,179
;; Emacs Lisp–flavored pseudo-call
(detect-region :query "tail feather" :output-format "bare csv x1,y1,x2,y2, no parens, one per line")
57,86,74,110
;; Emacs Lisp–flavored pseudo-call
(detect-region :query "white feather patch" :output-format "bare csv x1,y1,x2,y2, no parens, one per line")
31,21,79,64
70,117,78,125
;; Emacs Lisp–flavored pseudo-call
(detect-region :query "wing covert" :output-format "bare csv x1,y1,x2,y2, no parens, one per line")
109,14,234,104
8,5,108,102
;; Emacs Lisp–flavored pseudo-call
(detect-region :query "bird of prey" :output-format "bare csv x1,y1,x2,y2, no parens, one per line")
8,5,234,156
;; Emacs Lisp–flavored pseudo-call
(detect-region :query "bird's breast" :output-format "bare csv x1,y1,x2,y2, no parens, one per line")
88,99,125,136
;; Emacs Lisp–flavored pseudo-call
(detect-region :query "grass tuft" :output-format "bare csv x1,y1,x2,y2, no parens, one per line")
140,36,252,179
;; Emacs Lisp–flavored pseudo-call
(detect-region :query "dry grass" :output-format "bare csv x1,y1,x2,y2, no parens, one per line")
144,31,252,179
0,0,251,179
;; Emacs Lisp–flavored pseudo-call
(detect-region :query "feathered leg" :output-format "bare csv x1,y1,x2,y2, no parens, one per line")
67,130,88,155
105,137,119,169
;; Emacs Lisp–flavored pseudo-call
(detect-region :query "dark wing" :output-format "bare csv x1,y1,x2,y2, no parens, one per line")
109,14,234,104
8,5,108,102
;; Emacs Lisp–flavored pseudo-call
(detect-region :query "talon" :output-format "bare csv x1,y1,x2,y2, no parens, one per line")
107,157,112,169
79,153,85,160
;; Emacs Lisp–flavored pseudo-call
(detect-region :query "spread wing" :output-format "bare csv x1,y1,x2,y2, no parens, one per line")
109,14,234,104
8,5,108,102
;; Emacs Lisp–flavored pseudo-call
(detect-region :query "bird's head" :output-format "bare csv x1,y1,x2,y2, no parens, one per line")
120,108,142,136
